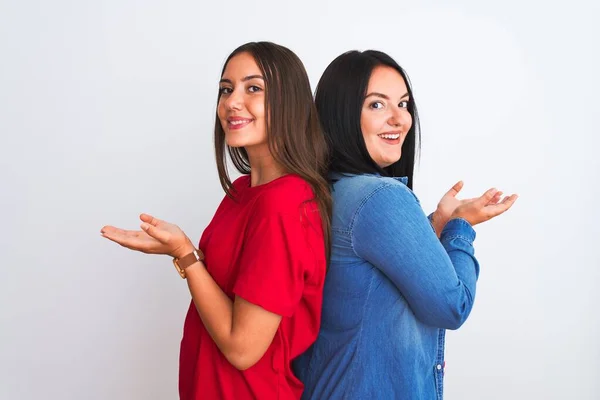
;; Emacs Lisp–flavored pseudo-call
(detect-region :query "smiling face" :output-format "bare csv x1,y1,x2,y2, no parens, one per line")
360,65,413,168
217,52,268,152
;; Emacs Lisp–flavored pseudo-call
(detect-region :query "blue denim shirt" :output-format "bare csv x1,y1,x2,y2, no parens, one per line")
293,173,480,400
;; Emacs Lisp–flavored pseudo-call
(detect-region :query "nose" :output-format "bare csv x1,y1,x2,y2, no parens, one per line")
388,107,410,129
224,88,243,111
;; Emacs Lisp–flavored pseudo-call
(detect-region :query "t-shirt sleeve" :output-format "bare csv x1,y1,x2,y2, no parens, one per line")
232,205,314,318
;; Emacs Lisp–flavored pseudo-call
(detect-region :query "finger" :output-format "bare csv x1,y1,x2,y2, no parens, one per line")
140,213,162,227
485,194,519,216
461,191,501,207
488,191,503,205
445,181,464,198
140,222,170,243
101,225,118,235
102,233,138,250
101,225,139,238
504,194,518,206
498,194,518,206
475,188,499,207
101,229,155,252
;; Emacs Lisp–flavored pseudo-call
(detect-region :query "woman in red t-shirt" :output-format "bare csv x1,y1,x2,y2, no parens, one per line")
101,42,332,400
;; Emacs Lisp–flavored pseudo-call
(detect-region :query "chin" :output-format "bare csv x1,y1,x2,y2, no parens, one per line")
225,140,245,148
383,155,402,167
225,137,265,149
224,133,250,148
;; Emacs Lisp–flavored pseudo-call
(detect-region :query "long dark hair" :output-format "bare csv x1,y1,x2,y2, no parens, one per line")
214,41,332,259
315,50,420,189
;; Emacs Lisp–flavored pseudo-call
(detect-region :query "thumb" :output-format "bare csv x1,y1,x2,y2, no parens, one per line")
445,180,464,198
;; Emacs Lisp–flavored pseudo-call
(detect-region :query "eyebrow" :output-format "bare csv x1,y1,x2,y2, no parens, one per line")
219,75,265,84
365,91,410,100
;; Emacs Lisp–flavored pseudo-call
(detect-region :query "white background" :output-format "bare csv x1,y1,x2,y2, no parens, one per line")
1,0,598,399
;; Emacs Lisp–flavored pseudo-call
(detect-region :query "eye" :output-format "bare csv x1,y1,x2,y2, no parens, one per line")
369,101,385,110
399,100,409,108
219,87,233,95
248,85,263,93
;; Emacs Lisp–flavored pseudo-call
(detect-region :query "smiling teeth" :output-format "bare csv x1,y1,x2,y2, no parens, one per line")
230,119,250,125
379,133,400,139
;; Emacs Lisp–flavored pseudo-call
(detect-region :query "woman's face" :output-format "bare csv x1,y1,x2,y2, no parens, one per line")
217,52,267,151
360,66,413,168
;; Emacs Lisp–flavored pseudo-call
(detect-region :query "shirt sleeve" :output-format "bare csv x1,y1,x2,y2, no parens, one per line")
427,212,437,234
352,183,480,330
233,204,315,317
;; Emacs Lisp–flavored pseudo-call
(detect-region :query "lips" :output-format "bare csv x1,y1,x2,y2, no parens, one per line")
227,117,253,130
378,133,400,140
377,131,402,144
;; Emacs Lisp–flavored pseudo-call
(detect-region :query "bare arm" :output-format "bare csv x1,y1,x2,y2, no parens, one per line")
178,243,282,371
101,215,282,371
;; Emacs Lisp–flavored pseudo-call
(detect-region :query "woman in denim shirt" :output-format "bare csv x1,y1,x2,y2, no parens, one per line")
293,50,518,399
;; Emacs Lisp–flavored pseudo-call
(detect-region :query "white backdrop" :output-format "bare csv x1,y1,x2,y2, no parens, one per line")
1,0,598,399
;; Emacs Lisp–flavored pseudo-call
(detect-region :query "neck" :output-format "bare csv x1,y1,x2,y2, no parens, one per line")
246,144,287,187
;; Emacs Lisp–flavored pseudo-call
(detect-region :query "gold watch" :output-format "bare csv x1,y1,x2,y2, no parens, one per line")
172,248,204,279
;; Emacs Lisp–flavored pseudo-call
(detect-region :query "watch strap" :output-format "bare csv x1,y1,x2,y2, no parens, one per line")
172,248,204,279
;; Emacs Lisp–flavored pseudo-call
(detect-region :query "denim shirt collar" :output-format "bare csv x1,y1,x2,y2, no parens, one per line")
329,172,409,186
393,176,409,185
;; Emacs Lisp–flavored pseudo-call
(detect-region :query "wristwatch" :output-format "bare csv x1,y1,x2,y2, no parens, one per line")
172,248,204,279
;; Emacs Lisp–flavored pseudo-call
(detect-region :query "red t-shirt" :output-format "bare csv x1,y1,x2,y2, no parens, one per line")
179,174,326,400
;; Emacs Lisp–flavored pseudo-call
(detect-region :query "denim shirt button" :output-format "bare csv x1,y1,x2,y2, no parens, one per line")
436,364,442,370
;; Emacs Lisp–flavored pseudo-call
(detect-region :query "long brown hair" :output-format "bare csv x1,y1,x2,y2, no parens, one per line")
214,41,332,261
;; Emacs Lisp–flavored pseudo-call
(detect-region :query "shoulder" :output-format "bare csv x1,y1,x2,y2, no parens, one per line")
253,174,316,215
231,175,251,191
333,174,417,210
333,173,403,190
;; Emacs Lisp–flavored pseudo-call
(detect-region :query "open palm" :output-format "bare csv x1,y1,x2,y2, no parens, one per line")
101,213,192,259
432,181,505,236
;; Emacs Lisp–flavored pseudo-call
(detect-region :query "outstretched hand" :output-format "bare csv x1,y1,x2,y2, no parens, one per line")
431,181,517,234
450,187,518,226
101,213,194,259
